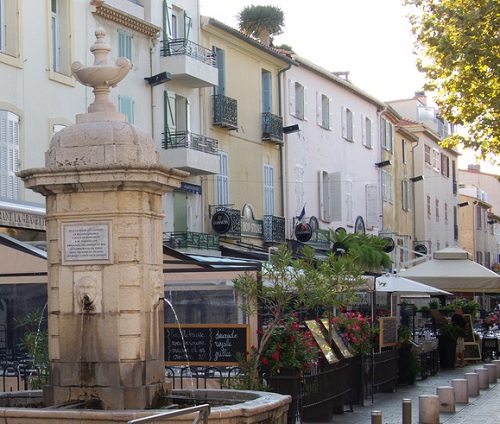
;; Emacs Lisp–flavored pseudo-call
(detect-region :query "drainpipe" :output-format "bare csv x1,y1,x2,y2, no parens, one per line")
278,63,292,219
411,138,420,251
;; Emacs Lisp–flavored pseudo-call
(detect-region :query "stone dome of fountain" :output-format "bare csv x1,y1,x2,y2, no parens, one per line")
46,27,159,169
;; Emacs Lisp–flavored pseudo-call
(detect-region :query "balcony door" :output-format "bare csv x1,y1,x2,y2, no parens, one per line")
173,192,188,232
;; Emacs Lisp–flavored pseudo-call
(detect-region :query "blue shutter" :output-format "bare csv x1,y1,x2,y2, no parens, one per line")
119,96,134,124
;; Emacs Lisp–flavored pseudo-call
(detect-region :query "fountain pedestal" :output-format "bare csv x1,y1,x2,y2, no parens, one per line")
18,28,187,410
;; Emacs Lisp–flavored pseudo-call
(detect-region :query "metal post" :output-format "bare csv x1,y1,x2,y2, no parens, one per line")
402,398,412,424
371,410,382,424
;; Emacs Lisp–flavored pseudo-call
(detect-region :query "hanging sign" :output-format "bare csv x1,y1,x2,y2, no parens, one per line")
211,211,231,234
295,223,312,242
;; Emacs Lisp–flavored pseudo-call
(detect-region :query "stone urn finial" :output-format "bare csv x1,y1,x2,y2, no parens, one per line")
72,27,131,113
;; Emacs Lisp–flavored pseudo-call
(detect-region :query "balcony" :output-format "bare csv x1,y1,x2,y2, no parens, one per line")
264,215,286,243
213,94,238,130
161,131,220,175
161,39,218,87
164,232,219,251
262,112,283,144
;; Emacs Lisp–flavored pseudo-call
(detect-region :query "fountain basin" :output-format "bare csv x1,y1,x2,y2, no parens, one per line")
0,389,290,424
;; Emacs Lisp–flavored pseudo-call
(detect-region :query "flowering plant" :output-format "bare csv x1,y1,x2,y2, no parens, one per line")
332,311,373,354
259,315,319,376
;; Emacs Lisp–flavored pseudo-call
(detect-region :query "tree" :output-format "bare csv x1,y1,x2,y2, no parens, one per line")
237,5,285,46
232,232,391,389
405,0,500,160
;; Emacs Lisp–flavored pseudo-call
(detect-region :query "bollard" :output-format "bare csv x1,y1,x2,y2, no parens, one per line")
419,394,440,424
451,379,469,404
484,364,498,384
437,386,455,413
371,410,382,424
402,398,412,424
475,368,490,390
464,372,480,396
493,359,500,378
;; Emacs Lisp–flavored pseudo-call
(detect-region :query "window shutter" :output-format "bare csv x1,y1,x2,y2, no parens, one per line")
119,96,134,124
264,164,275,215
388,172,393,203
345,179,353,225
329,172,342,221
366,183,379,228
0,111,19,199
351,111,355,141
185,98,191,132
328,97,333,130
341,106,347,138
217,152,229,205
319,170,326,221
391,122,395,154
184,12,192,41
164,90,176,142
261,71,272,113
316,92,322,126
118,30,132,62
303,86,308,121
361,114,366,146
288,79,295,116
163,0,172,41
295,165,304,216
215,48,225,95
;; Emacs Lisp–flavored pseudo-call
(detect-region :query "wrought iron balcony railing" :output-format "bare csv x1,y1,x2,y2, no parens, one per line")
162,131,218,155
161,38,217,67
163,232,220,250
213,94,238,130
262,112,283,143
264,215,286,243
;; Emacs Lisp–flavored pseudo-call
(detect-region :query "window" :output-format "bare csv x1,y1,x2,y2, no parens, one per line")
380,118,394,152
49,0,72,79
119,96,134,124
262,70,272,113
427,195,431,218
441,153,450,177
435,199,439,221
361,115,373,148
432,148,440,172
217,151,229,205
164,90,190,140
424,144,431,165
342,106,354,141
320,171,341,222
289,80,307,120
317,93,332,129
381,170,387,202
0,0,4,52
295,165,304,217
0,111,20,199
214,47,225,95
264,164,275,215
402,139,408,164
444,202,448,223
388,173,393,203
118,29,132,63
402,179,411,211
0,0,20,66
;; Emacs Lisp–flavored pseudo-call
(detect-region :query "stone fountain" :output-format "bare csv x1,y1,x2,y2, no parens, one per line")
8,28,290,423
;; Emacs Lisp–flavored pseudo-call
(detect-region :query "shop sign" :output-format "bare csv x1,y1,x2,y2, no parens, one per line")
174,182,202,195
0,210,46,230
241,218,263,238
295,223,312,242
211,211,231,234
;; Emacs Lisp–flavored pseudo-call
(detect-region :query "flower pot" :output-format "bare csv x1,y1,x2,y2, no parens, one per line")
437,335,457,369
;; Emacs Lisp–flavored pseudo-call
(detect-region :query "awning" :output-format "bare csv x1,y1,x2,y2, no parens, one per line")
401,247,500,293
0,233,47,283
375,273,451,295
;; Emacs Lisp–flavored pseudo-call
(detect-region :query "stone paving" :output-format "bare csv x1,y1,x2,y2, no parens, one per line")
306,362,500,424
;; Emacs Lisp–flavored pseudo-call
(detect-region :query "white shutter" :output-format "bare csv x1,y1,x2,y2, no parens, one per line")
346,179,353,225
366,184,379,228
341,106,347,138
295,165,304,216
185,97,191,132
288,79,295,116
361,115,366,146
329,172,342,221
0,111,19,199
328,97,333,130
303,86,308,121
316,92,322,126
351,110,355,142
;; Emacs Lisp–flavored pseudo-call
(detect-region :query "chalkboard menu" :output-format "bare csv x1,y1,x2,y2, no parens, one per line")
463,314,474,343
379,317,398,348
165,324,250,366
463,342,481,360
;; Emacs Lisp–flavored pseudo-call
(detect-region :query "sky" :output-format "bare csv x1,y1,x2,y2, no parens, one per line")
199,0,426,102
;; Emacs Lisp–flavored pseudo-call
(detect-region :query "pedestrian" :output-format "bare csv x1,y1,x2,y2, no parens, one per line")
451,307,467,367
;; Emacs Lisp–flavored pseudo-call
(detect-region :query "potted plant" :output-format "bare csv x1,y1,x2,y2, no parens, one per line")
437,321,460,369
397,325,420,384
